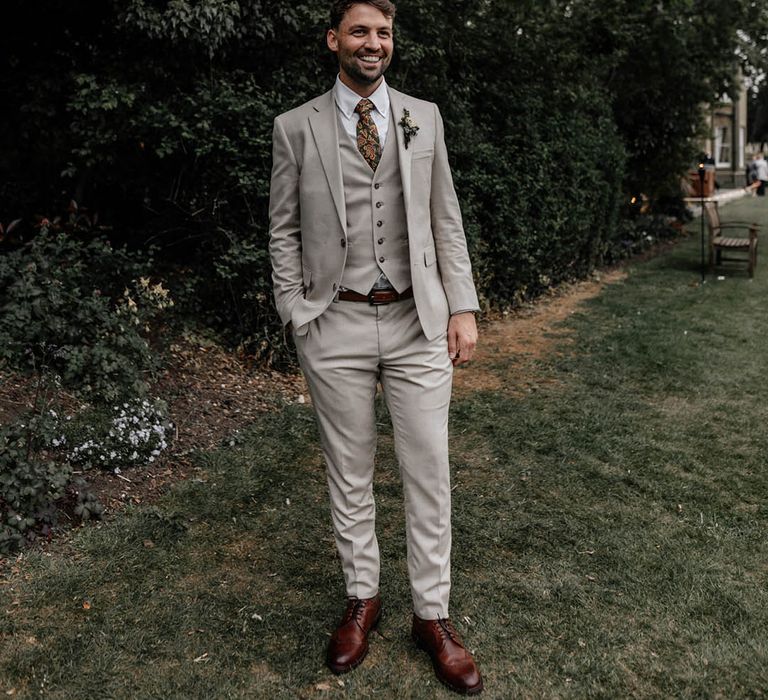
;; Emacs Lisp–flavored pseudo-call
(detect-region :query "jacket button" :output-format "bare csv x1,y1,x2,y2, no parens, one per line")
376,220,383,227
378,238,384,244
376,201,383,208
340,239,346,247
379,256,385,263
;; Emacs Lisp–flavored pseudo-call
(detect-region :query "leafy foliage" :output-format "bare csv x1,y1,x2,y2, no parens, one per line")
0,227,177,553
0,412,104,554
0,230,159,403
2,0,768,350
749,84,768,147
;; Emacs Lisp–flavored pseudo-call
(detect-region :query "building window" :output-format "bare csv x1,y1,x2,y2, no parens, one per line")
715,125,731,167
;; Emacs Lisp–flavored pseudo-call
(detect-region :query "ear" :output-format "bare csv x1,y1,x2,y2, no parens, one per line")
327,28,339,53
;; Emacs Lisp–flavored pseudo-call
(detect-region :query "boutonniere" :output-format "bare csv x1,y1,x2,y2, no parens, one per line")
399,109,419,149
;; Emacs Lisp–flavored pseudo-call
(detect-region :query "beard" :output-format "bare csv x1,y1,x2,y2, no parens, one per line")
339,51,391,85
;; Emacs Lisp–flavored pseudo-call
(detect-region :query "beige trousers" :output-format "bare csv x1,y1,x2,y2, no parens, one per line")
294,296,453,619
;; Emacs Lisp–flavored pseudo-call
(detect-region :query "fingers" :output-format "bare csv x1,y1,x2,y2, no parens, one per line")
453,335,476,365
447,313,478,366
447,331,458,361
450,332,476,365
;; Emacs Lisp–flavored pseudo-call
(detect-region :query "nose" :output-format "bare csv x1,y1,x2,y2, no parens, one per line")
364,31,381,50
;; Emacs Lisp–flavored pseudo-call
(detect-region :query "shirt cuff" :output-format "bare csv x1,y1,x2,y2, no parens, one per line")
450,309,478,316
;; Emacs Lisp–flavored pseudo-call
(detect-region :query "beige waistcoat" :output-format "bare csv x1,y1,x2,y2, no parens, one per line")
338,110,412,295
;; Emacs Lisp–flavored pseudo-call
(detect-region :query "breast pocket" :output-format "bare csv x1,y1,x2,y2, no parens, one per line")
411,148,434,161
412,149,434,190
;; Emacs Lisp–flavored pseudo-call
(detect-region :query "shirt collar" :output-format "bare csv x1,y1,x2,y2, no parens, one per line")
333,75,390,119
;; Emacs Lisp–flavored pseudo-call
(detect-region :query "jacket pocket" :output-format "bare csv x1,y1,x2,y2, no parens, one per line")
302,266,312,294
424,245,437,267
412,148,434,160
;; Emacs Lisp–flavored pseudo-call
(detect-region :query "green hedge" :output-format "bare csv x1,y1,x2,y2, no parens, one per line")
2,0,759,361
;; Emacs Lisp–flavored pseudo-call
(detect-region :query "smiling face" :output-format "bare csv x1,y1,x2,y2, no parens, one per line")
327,3,393,97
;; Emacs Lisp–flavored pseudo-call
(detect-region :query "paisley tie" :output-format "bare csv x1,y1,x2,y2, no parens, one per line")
355,99,382,172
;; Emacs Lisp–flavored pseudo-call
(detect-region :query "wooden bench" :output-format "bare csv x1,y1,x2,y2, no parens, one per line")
702,200,759,278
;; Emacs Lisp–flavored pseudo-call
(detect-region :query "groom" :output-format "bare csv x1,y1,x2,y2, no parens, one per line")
269,0,482,693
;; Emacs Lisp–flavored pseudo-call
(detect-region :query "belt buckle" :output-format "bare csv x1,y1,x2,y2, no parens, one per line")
367,289,392,306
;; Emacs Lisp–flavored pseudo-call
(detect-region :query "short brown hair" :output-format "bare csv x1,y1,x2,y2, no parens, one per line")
329,0,396,29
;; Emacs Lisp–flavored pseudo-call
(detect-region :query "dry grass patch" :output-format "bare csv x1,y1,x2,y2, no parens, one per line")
454,269,627,398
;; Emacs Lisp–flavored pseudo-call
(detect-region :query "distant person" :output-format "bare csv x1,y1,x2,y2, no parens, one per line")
701,152,720,190
746,154,758,190
745,153,768,196
744,153,760,195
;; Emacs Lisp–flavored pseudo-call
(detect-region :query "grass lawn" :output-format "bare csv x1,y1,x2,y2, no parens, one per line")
2,195,768,698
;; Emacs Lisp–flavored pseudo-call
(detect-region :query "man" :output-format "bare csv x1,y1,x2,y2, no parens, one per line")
756,153,768,197
745,153,768,196
745,153,759,196
269,1,482,694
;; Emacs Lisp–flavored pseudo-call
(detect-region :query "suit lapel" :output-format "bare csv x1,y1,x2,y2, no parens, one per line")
388,88,412,215
309,90,346,235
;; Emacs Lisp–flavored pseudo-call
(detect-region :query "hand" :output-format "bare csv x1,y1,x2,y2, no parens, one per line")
447,312,477,366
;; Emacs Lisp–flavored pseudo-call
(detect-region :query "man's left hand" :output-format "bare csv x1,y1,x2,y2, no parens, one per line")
447,312,477,366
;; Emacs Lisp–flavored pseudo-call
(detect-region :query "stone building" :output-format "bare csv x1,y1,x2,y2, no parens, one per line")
700,73,749,188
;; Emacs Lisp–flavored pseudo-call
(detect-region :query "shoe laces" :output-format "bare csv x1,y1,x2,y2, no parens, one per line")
342,597,372,626
436,618,462,645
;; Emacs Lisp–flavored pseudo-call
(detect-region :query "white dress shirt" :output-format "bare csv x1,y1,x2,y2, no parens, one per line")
333,75,390,147
756,157,768,182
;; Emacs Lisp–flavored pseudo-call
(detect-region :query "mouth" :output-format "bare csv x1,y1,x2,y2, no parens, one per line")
357,54,384,66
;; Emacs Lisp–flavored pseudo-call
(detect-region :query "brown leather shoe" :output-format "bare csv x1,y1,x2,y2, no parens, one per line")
326,595,382,674
412,615,483,695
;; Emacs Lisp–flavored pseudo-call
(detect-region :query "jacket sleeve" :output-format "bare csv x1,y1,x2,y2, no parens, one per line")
429,104,480,314
268,116,304,327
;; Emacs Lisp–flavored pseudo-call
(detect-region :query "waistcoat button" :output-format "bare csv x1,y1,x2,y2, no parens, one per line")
376,221,383,227
378,238,384,244
379,256,385,263
340,239,346,247
376,202,383,208
374,183,381,189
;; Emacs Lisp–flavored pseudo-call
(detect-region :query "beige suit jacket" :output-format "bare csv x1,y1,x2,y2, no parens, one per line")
268,87,479,340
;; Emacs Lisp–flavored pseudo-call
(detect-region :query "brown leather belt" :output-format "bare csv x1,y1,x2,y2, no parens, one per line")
337,287,414,305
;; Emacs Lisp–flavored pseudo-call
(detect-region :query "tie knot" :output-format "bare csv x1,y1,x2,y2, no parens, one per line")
355,99,375,117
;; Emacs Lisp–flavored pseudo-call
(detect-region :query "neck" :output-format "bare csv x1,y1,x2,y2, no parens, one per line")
339,72,383,98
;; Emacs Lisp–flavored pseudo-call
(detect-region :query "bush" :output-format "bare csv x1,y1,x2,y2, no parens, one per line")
391,5,628,307
602,213,683,264
0,392,173,554
0,229,163,403
0,229,176,553
0,412,103,555
454,91,626,306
